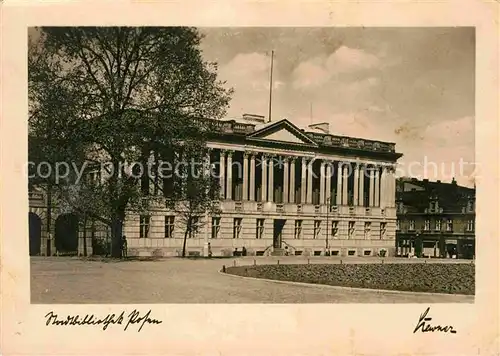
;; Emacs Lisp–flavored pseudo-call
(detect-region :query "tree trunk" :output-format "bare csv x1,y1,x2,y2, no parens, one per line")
182,228,189,257
83,215,88,257
111,218,123,258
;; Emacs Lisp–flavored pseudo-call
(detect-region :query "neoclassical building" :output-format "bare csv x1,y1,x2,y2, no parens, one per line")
28,114,403,257
123,114,402,257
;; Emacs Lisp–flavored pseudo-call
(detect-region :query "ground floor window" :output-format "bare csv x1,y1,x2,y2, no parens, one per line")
140,215,150,238
189,216,200,238
211,217,221,239
364,222,371,239
165,216,175,238
256,219,264,239
348,221,355,239
331,221,338,238
313,220,321,239
380,222,387,239
233,218,242,239
294,220,302,239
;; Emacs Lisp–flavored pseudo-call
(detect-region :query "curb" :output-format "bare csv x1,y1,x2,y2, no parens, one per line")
218,270,474,299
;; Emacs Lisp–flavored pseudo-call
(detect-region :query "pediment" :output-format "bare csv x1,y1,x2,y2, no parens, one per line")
247,119,318,146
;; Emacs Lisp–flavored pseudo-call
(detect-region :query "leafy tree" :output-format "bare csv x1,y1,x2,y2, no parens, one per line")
29,27,232,257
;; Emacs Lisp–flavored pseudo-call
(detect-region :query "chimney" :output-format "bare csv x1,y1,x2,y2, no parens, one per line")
242,113,266,124
308,122,330,134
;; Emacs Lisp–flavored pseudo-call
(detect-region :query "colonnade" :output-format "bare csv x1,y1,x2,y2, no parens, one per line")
216,149,396,208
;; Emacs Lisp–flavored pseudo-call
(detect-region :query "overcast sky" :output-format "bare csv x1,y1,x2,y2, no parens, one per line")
199,27,475,187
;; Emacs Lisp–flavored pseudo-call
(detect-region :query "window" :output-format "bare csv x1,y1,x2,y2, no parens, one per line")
446,219,453,232
140,215,150,238
380,222,387,239
435,219,442,231
165,216,175,238
294,220,302,239
364,222,371,239
256,219,264,239
348,221,355,238
466,220,474,232
189,216,200,238
396,220,400,231
211,217,221,239
409,220,415,231
430,201,438,212
233,218,242,239
331,221,338,238
424,220,430,231
313,220,321,239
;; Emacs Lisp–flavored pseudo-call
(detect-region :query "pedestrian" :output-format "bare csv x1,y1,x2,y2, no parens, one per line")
121,235,128,258
208,242,212,258
233,247,238,257
242,246,247,256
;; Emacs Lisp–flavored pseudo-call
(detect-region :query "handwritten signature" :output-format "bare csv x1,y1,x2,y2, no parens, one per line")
44,309,162,332
413,307,457,334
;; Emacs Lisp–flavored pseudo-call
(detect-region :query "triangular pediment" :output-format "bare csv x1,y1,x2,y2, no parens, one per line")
247,119,318,146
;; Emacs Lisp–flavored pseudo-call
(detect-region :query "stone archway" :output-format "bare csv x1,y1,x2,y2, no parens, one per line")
29,212,42,256
55,213,79,253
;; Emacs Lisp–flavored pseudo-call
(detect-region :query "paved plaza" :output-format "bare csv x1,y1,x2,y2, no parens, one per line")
30,257,474,304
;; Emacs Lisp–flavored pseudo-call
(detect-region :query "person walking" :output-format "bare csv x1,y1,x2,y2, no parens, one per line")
121,235,128,258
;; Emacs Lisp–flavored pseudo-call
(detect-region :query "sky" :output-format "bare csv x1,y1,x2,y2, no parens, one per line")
199,27,475,187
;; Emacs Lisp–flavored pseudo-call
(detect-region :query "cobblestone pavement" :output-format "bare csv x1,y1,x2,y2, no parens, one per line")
30,257,474,304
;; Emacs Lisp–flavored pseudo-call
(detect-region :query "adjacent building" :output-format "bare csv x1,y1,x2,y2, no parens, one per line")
29,114,403,257
395,177,475,259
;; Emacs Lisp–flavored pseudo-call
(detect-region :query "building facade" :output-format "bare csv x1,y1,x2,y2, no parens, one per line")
395,177,475,259
28,114,403,257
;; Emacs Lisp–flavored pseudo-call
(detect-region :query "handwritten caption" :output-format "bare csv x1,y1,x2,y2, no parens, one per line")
413,307,457,334
45,309,162,332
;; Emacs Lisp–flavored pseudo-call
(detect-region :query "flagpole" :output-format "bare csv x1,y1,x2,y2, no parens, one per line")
268,50,274,123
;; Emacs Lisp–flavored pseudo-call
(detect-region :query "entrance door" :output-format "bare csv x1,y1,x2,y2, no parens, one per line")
55,213,79,253
273,219,285,248
29,213,42,256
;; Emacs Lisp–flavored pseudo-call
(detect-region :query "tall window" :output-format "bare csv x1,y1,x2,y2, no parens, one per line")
409,220,415,231
140,215,150,238
466,220,475,232
446,219,453,232
424,220,430,231
435,219,442,231
331,221,338,238
294,220,302,239
364,222,371,239
189,216,200,238
211,217,221,239
348,221,355,239
380,222,387,239
165,216,175,238
396,220,400,231
233,218,242,239
256,219,264,239
313,220,321,239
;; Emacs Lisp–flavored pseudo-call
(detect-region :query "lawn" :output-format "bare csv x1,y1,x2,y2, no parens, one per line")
225,262,475,295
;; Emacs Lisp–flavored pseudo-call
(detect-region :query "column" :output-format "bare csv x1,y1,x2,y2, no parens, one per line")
358,165,365,206
307,159,313,204
261,154,268,201
301,158,307,204
369,167,375,207
380,166,387,208
283,157,289,203
242,152,249,200
319,161,325,205
289,158,296,203
342,164,348,205
249,153,256,201
353,164,359,206
325,162,332,205
226,151,233,200
268,155,274,203
388,167,395,207
336,162,342,205
374,167,380,207
219,150,226,199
